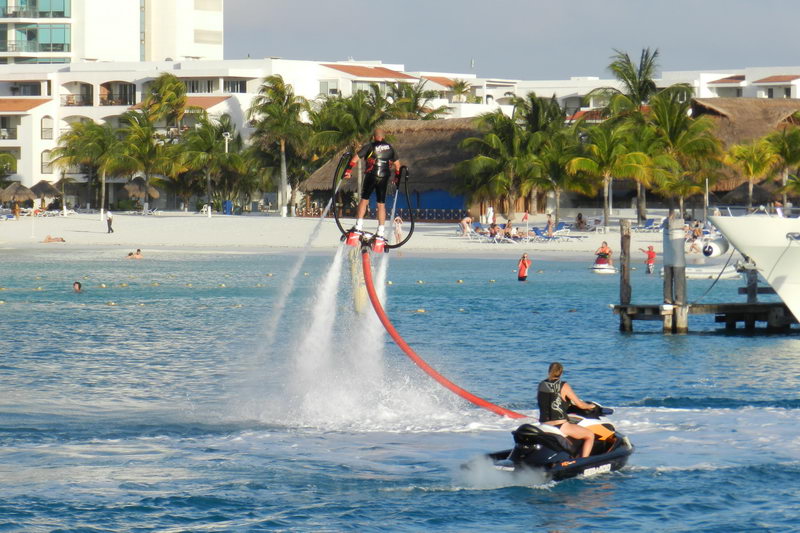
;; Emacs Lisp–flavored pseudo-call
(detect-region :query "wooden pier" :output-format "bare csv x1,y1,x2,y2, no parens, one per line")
612,217,798,333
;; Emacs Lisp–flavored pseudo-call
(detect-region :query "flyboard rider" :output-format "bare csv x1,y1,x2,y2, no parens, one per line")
343,128,401,252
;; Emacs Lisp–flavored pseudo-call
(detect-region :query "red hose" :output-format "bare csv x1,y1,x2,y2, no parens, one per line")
361,249,525,419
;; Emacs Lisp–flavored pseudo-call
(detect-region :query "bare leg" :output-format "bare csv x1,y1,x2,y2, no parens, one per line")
377,203,386,227
559,422,595,458
356,198,369,220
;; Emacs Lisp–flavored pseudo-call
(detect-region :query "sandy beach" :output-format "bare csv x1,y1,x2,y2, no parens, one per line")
0,211,666,261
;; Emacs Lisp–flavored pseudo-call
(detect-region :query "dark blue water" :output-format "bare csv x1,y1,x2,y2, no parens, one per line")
1,248,798,532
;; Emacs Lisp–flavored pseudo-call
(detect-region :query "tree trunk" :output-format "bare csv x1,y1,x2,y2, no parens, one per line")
206,169,212,218
554,187,561,227
782,168,788,211
636,181,648,223
679,195,685,219
143,172,150,215
747,178,753,210
603,174,611,232
99,169,106,221
279,138,288,217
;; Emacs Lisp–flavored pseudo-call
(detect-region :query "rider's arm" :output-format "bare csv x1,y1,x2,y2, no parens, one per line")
561,383,594,410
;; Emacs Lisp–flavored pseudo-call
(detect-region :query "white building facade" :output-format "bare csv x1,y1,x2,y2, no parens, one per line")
0,0,223,65
0,53,799,207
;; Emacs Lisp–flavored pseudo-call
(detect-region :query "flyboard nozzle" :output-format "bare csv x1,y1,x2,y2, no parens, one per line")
371,236,386,253
345,230,362,247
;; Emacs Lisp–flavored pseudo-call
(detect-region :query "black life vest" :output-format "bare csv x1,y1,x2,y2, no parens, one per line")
538,379,568,423
357,140,396,178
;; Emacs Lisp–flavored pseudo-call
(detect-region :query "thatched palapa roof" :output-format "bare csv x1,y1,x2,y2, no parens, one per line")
693,98,800,191
302,118,480,193
693,98,800,147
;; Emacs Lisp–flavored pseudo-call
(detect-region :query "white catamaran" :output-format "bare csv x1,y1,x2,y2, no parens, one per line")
710,214,800,322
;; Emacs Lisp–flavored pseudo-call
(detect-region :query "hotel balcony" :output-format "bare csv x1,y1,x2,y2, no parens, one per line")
99,93,135,106
0,40,71,53
60,94,92,106
0,8,69,18
0,127,18,140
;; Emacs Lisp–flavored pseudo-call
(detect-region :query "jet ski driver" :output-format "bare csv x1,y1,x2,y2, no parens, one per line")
538,362,596,458
344,128,401,245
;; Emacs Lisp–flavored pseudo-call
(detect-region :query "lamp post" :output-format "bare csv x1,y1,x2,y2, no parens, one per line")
213,132,231,219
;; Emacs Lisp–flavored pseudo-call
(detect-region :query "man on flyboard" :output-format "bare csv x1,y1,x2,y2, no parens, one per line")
344,128,401,249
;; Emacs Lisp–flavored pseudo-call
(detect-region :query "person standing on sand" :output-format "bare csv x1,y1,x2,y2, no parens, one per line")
639,245,656,274
517,253,532,281
106,211,114,234
393,216,403,243
343,128,401,245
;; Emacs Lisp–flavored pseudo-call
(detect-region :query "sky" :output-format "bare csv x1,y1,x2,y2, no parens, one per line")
224,0,800,81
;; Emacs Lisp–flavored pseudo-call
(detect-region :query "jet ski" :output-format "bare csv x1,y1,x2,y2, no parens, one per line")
470,403,633,481
591,256,617,274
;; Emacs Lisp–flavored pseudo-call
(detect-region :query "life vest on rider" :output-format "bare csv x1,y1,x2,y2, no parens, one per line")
538,379,569,423
357,140,396,179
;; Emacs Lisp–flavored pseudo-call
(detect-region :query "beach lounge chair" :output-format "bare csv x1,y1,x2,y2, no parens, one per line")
633,218,656,232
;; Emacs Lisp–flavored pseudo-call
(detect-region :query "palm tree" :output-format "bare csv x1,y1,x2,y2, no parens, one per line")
386,81,450,120
52,121,124,219
450,79,472,103
624,123,675,223
724,139,780,210
648,90,722,213
0,151,16,185
765,126,800,210
142,72,188,128
568,122,650,232
180,115,241,216
456,110,540,218
510,91,565,135
521,127,592,225
116,109,175,214
247,74,308,216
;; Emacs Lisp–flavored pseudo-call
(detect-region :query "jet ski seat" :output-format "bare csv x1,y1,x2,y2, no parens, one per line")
512,423,580,457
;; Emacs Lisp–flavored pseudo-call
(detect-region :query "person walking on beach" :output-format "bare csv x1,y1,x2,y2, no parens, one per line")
106,211,114,234
538,362,596,459
344,128,401,244
517,253,532,281
639,245,656,274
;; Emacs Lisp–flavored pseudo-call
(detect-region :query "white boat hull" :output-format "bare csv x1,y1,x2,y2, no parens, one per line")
660,265,741,280
710,215,800,321
592,264,617,275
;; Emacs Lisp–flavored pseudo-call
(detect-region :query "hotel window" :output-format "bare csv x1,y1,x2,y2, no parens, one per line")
736,88,742,97
38,0,71,17
768,88,774,99
319,80,339,96
38,24,71,52
41,116,53,139
223,79,245,93
785,87,792,98
184,79,213,93
41,150,53,174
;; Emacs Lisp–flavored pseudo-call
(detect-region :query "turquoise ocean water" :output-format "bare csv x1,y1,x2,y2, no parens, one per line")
1,246,799,531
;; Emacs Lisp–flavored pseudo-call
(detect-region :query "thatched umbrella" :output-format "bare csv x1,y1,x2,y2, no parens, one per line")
31,180,61,198
31,180,61,210
720,182,777,205
0,182,36,203
123,177,160,200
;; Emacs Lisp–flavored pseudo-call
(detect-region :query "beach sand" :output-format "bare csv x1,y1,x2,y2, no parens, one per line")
0,212,666,262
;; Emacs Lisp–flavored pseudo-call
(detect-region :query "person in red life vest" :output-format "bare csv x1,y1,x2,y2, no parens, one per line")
639,245,657,274
517,253,532,281
343,128,401,245
595,241,613,266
